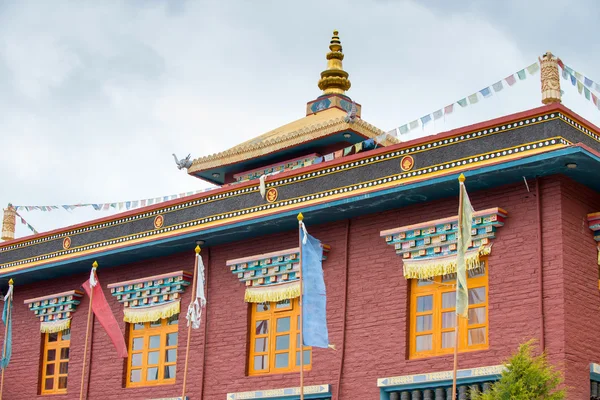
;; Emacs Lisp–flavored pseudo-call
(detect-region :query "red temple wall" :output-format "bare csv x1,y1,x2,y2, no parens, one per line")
1,175,598,399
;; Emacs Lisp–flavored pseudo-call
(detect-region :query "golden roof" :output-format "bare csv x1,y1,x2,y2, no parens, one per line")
187,107,395,174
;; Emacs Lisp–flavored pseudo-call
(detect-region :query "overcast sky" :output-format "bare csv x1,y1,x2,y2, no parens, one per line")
1,0,599,239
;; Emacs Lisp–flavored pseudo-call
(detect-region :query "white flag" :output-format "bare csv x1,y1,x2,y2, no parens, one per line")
186,254,206,329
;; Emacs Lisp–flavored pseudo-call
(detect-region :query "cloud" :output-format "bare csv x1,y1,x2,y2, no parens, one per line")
0,0,597,238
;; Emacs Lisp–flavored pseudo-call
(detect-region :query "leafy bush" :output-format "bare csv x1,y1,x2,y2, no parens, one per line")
472,340,565,399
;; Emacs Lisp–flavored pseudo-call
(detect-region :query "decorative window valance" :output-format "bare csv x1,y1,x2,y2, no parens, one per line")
588,212,600,265
227,245,330,303
108,270,192,323
24,290,84,333
380,207,507,279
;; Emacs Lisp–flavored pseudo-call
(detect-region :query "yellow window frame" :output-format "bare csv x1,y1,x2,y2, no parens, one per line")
249,298,311,375
409,260,489,359
41,329,70,395
126,315,178,387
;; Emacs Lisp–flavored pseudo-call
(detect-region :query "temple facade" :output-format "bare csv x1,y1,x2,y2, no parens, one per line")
1,32,600,400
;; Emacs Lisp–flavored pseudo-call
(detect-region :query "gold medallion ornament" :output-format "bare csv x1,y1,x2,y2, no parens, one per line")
401,155,415,171
265,188,279,203
62,237,71,250
153,215,164,229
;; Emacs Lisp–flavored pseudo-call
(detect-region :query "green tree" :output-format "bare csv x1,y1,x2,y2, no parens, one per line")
472,340,566,400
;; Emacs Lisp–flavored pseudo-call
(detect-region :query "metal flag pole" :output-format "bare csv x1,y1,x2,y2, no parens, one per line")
297,213,305,400
181,244,201,400
0,278,13,400
80,261,97,400
451,174,466,399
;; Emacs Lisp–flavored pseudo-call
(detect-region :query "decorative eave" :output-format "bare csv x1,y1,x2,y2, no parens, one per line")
227,245,330,303
108,270,192,323
24,290,84,333
588,212,600,265
187,108,395,175
381,208,507,279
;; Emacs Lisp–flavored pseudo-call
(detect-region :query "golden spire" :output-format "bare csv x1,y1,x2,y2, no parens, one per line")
318,30,351,94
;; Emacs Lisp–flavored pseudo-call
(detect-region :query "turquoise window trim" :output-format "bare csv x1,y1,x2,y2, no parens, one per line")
590,363,600,382
378,365,503,400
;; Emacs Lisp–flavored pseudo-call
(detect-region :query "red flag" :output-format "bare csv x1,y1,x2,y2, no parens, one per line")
505,75,517,86
82,272,128,358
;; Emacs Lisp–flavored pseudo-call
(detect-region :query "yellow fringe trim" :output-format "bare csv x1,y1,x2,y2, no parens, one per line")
40,318,71,333
403,245,492,280
123,300,180,323
245,281,301,303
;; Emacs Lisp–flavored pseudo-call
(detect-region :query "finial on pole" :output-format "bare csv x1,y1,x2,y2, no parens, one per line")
195,245,201,254
539,51,562,105
458,173,466,183
8,279,13,286
297,212,304,221
317,30,351,94
1,204,16,241
92,261,98,269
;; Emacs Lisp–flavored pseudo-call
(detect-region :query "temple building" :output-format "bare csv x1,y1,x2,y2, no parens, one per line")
1,31,600,399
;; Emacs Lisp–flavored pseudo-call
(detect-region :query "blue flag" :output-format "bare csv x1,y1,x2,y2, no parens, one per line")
1,287,13,369
301,226,328,348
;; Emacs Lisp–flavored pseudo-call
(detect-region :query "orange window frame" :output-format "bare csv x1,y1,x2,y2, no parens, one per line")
41,329,70,395
126,315,179,387
409,261,489,359
249,298,311,375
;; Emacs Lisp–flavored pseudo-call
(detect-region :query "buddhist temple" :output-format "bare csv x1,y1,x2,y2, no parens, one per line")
1,32,600,400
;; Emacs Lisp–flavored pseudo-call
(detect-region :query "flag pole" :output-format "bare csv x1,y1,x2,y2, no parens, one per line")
0,278,13,400
80,262,97,400
181,245,201,400
451,174,466,399
297,213,305,400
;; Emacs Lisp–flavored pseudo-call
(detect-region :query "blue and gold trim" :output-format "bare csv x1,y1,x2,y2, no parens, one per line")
227,384,331,400
24,290,83,333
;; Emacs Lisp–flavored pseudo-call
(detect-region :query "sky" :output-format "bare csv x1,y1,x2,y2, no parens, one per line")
1,0,599,239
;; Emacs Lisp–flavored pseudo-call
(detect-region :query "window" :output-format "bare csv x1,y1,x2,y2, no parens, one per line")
127,315,178,387
410,261,488,358
249,298,311,375
41,329,70,395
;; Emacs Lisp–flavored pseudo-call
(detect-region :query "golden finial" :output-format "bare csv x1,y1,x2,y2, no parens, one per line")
92,261,98,269
8,279,13,285
458,173,466,183
297,213,304,221
195,245,201,254
318,30,351,94
539,51,561,105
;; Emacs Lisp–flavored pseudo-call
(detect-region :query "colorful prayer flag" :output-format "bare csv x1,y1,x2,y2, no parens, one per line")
343,146,353,156
82,267,128,358
409,120,419,130
399,125,409,134
363,139,375,150
561,68,569,80
479,87,492,98
575,72,583,81
505,75,517,86
492,81,503,92
334,150,343,159
592,93,598,106
516,69,526,80
457,98,468,107
420,114,432,127
595,83,600,93
468,93,479,105
324,153,334,162
300,222,329,348
433,109,443,120
456,176,474,319
570,74,576,86
584,87,591,101
584,77,593,88
354,142,363,153
1,283,13,369
186,252,206,329
577,81,584,94
526,62,540,75
444,104,454,114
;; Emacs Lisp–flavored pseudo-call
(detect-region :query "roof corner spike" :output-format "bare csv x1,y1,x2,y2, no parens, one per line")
318,30,351,95
1,204,16,241
539,51,562,105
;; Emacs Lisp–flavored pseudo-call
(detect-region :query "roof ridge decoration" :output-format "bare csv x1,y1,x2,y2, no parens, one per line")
188,110,393,174
318,30,350,94
24,290,84,333
380,208,507,279
227,245,330,303
108,270,192,323
588,212,600,265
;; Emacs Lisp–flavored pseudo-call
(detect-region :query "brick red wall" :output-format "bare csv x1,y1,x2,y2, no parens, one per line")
1,175,598,399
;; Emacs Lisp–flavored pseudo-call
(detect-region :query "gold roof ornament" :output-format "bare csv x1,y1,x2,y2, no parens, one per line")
539,51,561,105
318,30,351,94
